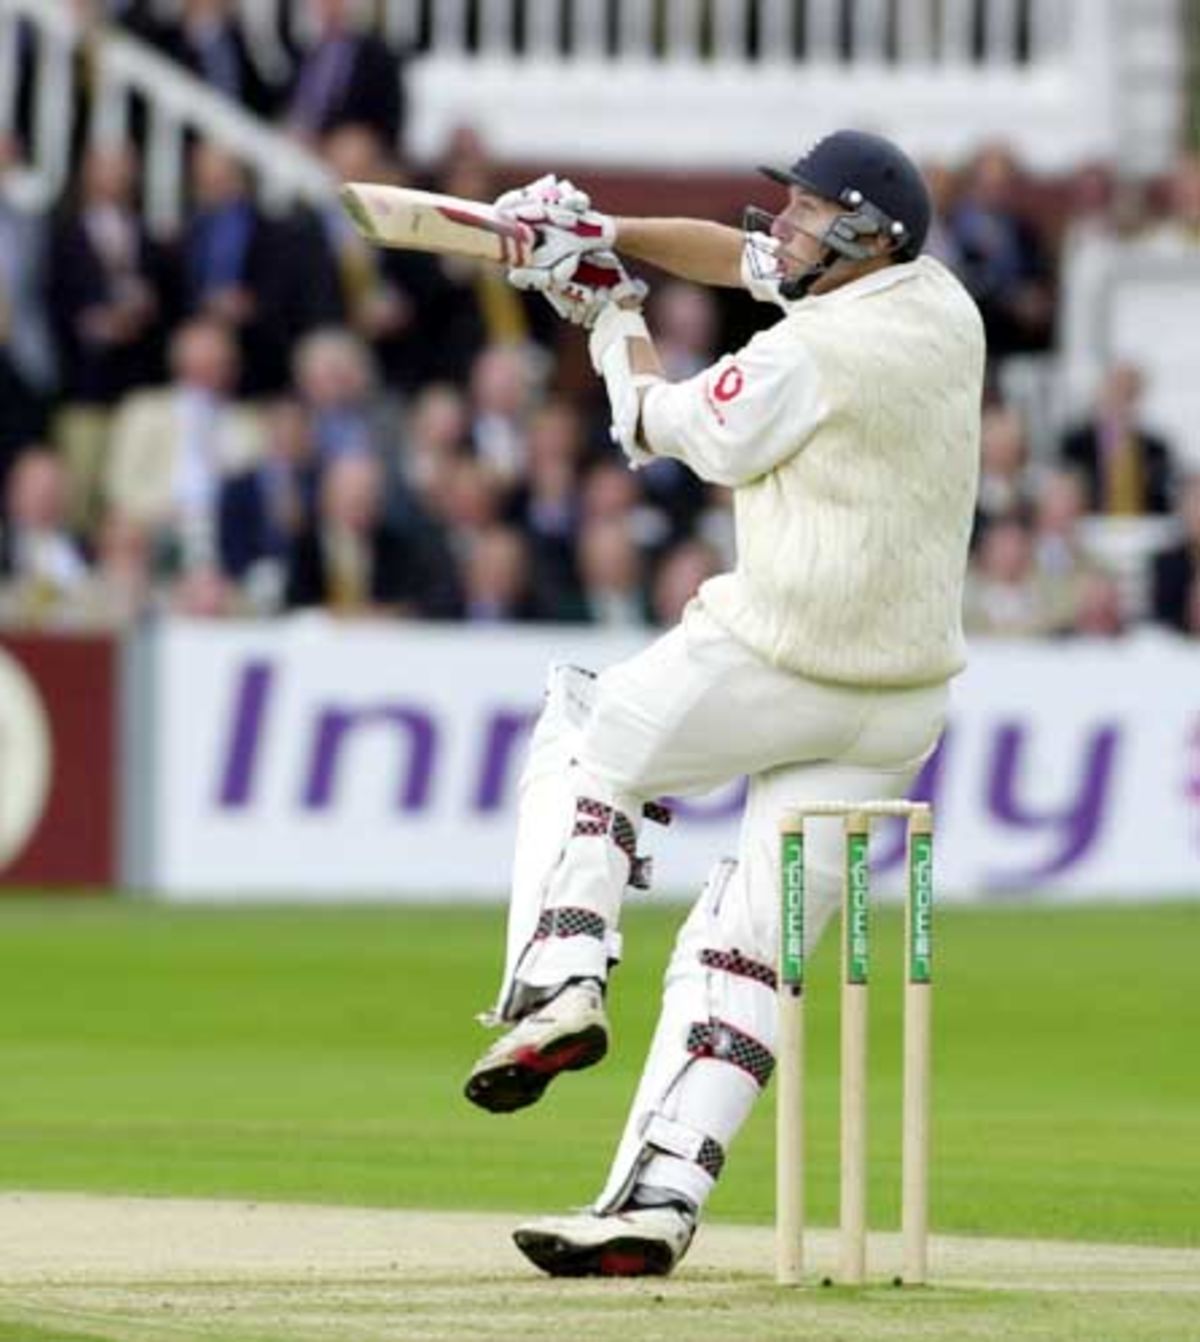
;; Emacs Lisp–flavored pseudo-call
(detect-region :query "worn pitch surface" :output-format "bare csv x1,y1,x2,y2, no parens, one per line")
2,1194,1198,1342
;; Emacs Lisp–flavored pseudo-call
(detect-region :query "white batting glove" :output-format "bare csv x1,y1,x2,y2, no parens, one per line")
495,175,615,291
494,172,589,216
538,251,647,329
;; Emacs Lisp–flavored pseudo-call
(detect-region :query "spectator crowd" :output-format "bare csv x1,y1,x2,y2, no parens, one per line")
1,0,1199,638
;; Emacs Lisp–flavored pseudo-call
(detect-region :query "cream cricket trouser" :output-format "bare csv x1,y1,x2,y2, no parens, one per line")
494,599,948,1213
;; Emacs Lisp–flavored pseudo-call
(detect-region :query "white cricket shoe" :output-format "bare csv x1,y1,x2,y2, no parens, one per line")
464,980,608,1113
513,1204,697,1277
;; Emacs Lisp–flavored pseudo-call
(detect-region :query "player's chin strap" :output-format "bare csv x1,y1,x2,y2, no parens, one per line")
743,193,908,300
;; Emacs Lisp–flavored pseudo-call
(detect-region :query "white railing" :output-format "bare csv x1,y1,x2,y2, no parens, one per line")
0,0,331,230
0,0,1183,204
397,0,1124,172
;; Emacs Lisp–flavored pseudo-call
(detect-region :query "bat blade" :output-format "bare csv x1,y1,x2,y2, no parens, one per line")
339,183,535,265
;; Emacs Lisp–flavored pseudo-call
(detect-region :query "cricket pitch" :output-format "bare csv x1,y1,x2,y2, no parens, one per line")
1,1193,1198,1342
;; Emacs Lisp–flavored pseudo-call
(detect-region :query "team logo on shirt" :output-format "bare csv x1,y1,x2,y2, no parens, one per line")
713,365,745,402
704,363,745,425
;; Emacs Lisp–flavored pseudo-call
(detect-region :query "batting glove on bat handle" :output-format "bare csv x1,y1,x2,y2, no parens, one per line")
534,252,647,329
494,173,594,218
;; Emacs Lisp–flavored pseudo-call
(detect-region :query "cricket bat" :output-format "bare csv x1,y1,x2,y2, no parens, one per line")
339,183,536,266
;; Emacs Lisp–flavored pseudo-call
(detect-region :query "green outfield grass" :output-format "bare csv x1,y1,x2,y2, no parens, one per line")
0,896,1196,1246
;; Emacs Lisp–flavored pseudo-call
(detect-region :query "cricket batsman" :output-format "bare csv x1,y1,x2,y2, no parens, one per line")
464,131,985,1277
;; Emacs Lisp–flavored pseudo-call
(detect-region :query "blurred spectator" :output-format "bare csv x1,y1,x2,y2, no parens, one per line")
949,143,1054,356
76,511,155,626
575,517,647,627
1032,468,1090,578
469,345,538,490
425,128,557,371
509,398,586,618
434,455,503,540
49,143,168,403
320,123,450,390
184,141,342,394
974,403,1033,542
106,318,262,572
217,397,318,601
1071,571,1125,638
170,563,241,616
461,525,535,621
154,0,277,115
650,282,719,380
402,383,468,504
963,515,1063,637
650,539,721,626
284,452,426,615
1059,363,1174,515
0,136,55,483
1030,467,1098,631
1151,475,1200,631
0,448,90,626
292,327,402,472
1063,162,1128,249
920,161,964,271
49,144,173,523
581,458,672,552
639,282,715,533
1145,152,1200,251
286,0,404,148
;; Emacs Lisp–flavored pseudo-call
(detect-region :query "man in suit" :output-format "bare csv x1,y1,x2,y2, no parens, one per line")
218,397,319,588
183,141,343,394
48,142,175,528
1059,363,1175,516
48,143,172,406
106,318,263,573
284,453,429,614
286,0,404,149
154,0,278,116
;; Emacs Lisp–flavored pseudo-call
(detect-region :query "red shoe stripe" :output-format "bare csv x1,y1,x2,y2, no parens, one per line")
514,1040,591,1074
599,1250,646,1275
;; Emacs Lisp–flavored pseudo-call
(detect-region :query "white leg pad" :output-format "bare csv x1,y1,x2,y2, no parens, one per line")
595,859,776,1212
489,664,646,1020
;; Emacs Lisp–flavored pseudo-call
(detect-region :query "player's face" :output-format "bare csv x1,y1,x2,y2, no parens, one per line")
771,188,842,277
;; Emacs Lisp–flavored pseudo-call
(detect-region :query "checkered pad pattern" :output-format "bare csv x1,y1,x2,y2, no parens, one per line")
686,1019,775,1088
534,907,606,941
642,801,673,827
699,948,777,990
572,797,658,890
696,1135,726,1179
573,798,636,862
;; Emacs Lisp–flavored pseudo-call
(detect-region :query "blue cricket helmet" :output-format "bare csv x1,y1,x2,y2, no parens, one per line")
760,130,932,261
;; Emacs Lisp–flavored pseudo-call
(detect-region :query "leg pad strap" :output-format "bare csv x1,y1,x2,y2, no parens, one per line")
642,1114,726,1181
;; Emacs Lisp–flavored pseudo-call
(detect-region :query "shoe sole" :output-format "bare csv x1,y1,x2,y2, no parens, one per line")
513,1225,676,1277
464,1024,608,1113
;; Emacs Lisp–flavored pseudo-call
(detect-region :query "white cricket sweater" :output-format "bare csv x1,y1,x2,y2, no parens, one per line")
641,256,985,687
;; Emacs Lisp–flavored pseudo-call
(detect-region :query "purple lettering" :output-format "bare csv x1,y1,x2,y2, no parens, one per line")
303,706,437,811
217,661,275,807
474,709,538,811
987,722,1120,885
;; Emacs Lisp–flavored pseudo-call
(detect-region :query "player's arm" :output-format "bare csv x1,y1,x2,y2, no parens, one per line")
612,218,745,288
495,176,747,290
639,335,829,487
